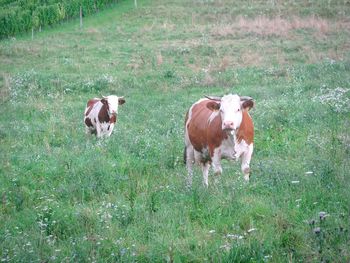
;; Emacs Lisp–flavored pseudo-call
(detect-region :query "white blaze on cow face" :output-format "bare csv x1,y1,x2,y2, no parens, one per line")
207,94,243,131
103,95,123,115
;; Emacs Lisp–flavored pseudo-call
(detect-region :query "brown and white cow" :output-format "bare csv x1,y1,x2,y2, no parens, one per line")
84,95,126,137
184,94,254,187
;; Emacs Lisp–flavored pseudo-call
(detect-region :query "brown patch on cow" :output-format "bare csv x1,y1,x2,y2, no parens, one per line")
110,115,117,124
87,99,99,108
187,100,226,158
85,99,99,116
98,103,110,123
97,103,117,124
236,111,254,145
187,101,210,153
85,117,93,127
207,114,227,157
242,99,254,111
206,101,220,111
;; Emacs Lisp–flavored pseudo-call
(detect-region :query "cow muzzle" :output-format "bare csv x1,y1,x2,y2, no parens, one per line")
222,121,235,131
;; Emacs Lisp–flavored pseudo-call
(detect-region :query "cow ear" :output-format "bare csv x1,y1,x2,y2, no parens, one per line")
241,99,254,111
101,98,108,105
118,97,126,105
206,101,220,111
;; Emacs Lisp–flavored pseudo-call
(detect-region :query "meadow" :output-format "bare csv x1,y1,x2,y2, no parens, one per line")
1,0,350,261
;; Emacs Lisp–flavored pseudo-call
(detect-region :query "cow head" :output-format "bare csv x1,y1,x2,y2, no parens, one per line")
101,95,126,115
206,94,254,131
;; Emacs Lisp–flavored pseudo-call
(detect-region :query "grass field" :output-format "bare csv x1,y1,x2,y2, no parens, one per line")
1,0,350,261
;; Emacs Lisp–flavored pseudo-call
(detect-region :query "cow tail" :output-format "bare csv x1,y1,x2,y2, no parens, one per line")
183,146,187,165
183,110,190,165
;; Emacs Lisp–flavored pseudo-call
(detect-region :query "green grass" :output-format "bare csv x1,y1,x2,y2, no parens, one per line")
1,0,350,261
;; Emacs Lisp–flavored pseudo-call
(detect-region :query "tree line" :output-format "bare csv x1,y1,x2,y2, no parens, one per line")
0,0,119,39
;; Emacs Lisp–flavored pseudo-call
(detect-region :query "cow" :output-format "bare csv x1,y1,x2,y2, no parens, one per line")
184,94,254,187
84,95,126,137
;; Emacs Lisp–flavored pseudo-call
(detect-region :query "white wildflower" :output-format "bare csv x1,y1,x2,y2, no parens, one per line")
247,228,257,233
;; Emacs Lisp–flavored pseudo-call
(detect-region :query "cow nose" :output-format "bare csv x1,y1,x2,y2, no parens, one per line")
223,121,234,130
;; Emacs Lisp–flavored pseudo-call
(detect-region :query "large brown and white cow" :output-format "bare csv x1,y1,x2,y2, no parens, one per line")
84,95,126,137
184,94,254,187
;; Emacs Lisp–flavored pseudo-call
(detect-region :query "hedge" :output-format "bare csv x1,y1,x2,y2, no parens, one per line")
0,0,119,39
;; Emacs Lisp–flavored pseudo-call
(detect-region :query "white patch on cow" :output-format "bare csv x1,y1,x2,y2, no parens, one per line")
212,133,237,175
202,162,210,187
221,133,236,160
104,95,120,114
208,109,219,124
99,122,111,136
212,147,223,175
107,123,115,136
219,94,242,131
84,99,100,116
233,137,253,181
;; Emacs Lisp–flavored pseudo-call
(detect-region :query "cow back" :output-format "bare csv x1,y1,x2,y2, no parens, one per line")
85,99,100,116
187,99,226,155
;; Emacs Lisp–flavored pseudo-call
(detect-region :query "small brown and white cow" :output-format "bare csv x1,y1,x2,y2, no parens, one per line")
84,95,126,137
184,94,254,187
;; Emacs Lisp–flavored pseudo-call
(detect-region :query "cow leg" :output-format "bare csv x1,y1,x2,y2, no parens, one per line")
241,143,254,181
211,147,222,176
107,124,114,137
96,123,103,138
185,145,195,187
201,162,210,187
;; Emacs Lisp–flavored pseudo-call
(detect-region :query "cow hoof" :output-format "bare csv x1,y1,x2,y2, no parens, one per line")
243,167,250,181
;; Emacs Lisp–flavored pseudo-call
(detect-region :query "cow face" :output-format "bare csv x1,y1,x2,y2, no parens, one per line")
102,95,126,115
207,94,253,131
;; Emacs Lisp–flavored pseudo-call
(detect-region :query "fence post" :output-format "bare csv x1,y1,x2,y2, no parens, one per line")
80,6,83,28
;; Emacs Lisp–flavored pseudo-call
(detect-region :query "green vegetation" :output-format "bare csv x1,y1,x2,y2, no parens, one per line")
1,0,350,261
0,0,121,39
